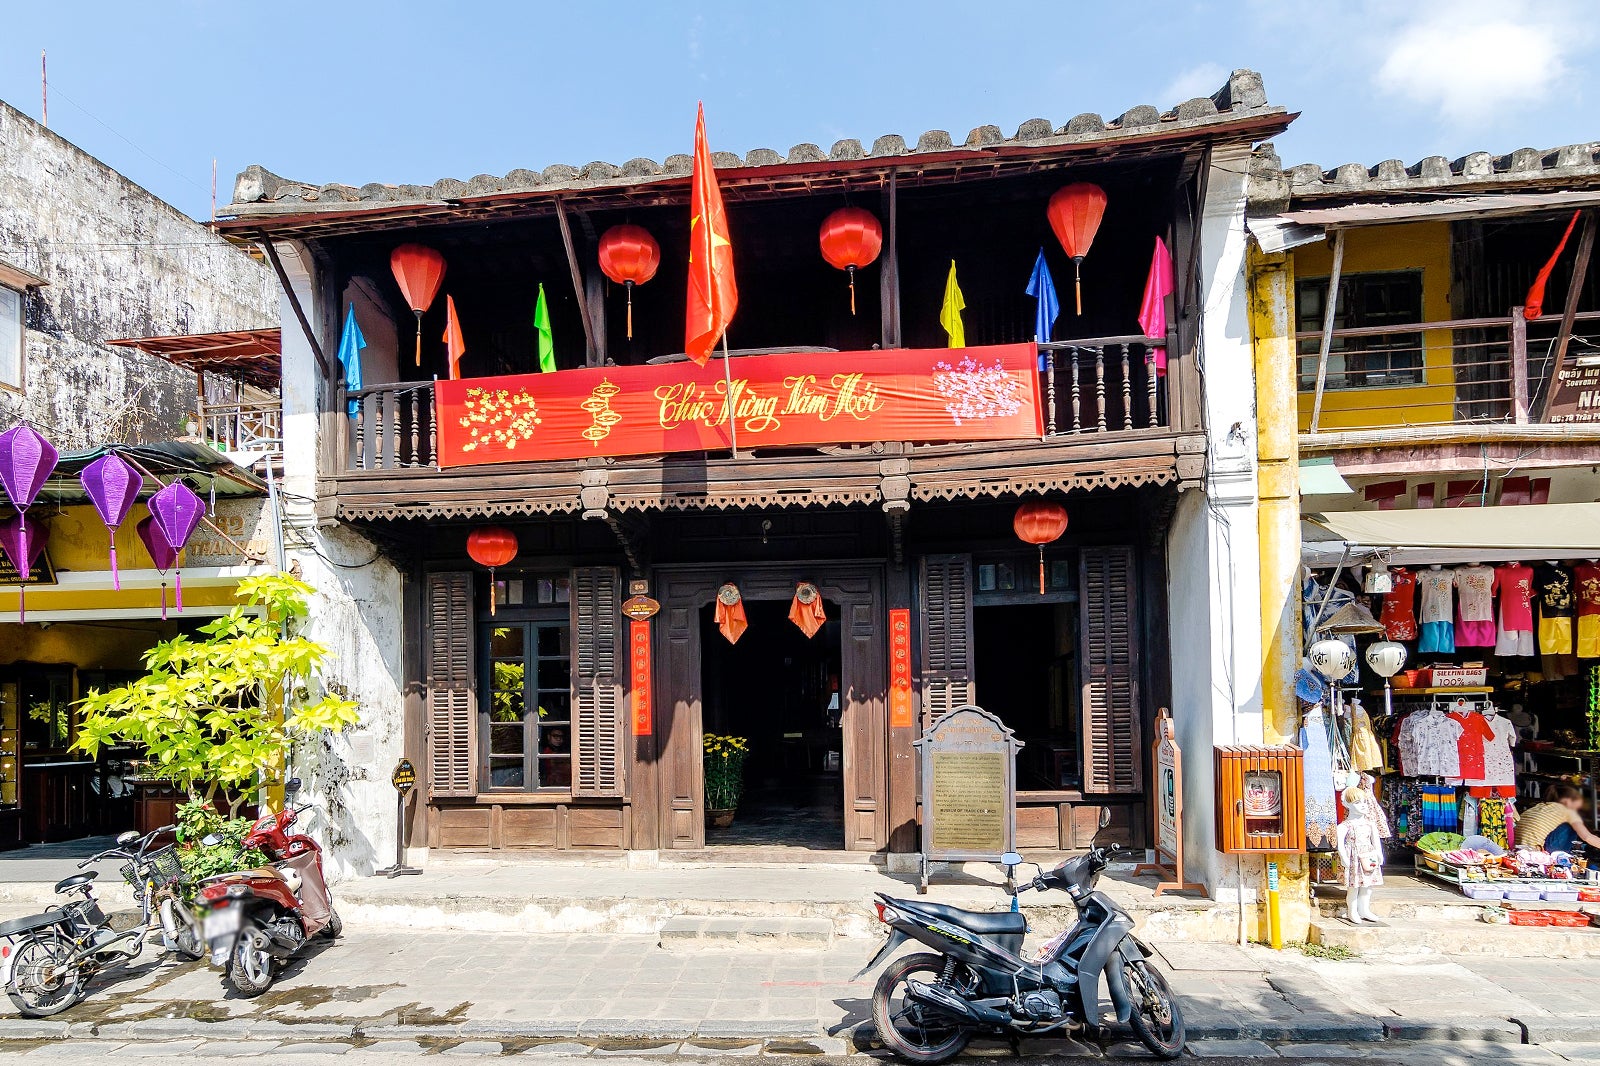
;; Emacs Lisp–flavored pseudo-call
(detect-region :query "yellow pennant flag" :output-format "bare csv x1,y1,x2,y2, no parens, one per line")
939,260,966,348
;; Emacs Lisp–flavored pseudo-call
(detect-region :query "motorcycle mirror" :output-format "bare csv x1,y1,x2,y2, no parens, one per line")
1001,852,1023,867
116,830,139,846
1098,806,1113,829
284,777,303,799
202,833,224,847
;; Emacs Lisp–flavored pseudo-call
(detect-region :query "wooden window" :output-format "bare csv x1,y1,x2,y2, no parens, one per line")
0,287,21,392
571,567,625,798
918,554,976,728
480,621,572,791
1296,271,1424,390
1078,546,1142,794
425,572,475,797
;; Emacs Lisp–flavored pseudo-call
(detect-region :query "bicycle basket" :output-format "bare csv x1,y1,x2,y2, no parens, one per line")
140,846,186,888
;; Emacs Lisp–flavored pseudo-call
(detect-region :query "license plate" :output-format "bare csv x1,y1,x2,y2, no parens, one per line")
204,907,241,941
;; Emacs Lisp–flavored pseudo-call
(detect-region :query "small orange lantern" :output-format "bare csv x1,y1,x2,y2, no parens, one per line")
1013,500,1069,594
466,525,518,615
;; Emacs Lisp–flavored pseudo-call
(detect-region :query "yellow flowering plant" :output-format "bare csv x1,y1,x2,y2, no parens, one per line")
703,732,750,810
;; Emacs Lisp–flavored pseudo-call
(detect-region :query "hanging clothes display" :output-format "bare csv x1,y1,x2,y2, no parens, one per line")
1575,561,1600,659
1417,566,1456,654
1379,566,1418,641
1383,778,1424,844
1478,796,1512,850
1455,564,1497,647
1479,710,1518,788
1493,563,1536,657
1300,707,1340,851
1396,707,1463,777
1446,707,1492,783
1348,699,1384,772
1538,563,1578,679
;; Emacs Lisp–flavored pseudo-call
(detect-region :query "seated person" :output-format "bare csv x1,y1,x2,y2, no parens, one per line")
540,726,572,788
1516,784,1600,853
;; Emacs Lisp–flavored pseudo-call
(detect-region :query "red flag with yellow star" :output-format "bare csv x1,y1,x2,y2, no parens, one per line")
685,103,737,365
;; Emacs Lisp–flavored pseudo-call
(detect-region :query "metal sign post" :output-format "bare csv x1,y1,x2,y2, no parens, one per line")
914,705,1022,893
374,758,423,878
1133,709,1203,895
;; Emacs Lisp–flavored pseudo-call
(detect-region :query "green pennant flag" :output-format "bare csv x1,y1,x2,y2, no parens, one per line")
535,283,556,373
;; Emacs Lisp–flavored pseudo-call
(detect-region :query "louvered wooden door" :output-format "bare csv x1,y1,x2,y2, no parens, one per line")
425,572,476,797
572,567,626,798
1079,546,1142,794
917,555,976,728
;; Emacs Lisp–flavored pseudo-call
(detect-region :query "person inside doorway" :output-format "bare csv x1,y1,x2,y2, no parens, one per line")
1516,785,1600,853
540,726,572,788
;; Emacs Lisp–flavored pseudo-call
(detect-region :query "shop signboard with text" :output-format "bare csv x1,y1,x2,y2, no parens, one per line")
433,344,1043,467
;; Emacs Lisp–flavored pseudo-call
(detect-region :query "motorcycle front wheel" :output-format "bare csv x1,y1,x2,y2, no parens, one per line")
870,952,973,1065
1125,959,1185,1059
225,929,276,997
7,930,85,1017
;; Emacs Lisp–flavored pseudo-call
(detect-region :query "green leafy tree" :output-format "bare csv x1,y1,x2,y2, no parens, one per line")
74,573,359,816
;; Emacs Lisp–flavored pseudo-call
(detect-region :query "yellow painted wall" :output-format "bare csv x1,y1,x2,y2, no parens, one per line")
1292,221,1457,430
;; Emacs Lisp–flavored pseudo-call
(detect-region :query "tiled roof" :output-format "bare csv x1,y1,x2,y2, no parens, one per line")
226,69,1284,217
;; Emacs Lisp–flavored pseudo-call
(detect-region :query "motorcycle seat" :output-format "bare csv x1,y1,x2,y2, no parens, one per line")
199,866,288,884
891,898,1029,936
0,911,65,938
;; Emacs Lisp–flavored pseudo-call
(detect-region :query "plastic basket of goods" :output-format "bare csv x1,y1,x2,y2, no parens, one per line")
1578,888,1600,902
1417,832,1466,858
1547,910,1591,927
1463,883,1507,900
1509,910,1555,926
1504,885,1544,901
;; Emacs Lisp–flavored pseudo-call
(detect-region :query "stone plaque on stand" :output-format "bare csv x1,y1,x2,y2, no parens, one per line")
914,705,1022,893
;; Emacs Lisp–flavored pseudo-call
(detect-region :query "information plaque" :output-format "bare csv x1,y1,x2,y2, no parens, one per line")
914,705,1022,892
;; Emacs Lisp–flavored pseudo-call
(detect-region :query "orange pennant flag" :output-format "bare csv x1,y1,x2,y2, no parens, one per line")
685,103,738,365
444,295,467,380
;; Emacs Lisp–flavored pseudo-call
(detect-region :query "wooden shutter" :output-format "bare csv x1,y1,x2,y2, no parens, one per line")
1079,546,1142,794
425,571,475,797
918,554,976,728
572,566,625,797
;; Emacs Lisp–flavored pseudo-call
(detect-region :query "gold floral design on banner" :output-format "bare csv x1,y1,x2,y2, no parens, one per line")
581,380,623,447
458,387,543,452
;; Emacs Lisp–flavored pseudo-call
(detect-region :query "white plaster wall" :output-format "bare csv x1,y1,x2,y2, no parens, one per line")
275,243,408,881
1166,144,1266,899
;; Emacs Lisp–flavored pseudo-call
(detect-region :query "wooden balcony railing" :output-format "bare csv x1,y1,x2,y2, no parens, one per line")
341,338,1170,473
200,399,282,459
1299,307,1600,433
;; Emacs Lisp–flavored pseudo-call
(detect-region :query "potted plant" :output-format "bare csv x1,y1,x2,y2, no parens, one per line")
703,732,749,828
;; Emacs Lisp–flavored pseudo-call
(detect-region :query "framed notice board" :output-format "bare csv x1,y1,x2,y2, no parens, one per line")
914,705,1022,892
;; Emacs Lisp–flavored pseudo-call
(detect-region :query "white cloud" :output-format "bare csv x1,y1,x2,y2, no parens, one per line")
1158,62,1229,105
1375,0,1578,125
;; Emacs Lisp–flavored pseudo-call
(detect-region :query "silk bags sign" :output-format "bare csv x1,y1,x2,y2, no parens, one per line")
433,344,1041,467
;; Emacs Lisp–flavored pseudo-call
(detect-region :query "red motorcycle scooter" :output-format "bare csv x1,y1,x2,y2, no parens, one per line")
198,778,342,995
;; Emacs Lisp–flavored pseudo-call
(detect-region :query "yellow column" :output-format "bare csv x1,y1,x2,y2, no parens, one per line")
1249,247,1311,943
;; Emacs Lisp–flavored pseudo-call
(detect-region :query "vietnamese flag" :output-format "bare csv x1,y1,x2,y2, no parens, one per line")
685,103,737,365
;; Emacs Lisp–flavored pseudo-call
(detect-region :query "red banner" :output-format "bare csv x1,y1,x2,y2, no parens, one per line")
889,607,913,728
433,344,1041,467
630,620,652,737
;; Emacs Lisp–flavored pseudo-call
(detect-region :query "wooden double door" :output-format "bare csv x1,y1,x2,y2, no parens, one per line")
653,565,887,851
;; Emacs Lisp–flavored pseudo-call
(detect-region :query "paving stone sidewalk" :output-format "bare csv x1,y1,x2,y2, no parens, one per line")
0,931,1597,1051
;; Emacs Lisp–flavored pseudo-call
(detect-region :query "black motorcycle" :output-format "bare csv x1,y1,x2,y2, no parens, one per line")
861,844,1185,1062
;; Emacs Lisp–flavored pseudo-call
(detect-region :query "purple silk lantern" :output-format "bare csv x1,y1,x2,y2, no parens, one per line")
148,481,204,611
80,453,143,591
0,512,49,622
0,425,58,543
136,515,178,620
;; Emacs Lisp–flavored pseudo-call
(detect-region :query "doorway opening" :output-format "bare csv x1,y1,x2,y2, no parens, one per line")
973,602,1080,792
699,599,844,849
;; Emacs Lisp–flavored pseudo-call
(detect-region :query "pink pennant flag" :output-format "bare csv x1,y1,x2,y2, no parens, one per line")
1138,236,1175,376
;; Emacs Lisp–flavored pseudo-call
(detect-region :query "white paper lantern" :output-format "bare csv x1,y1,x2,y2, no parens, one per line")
1308,638,1356,681
1364,640,1408,679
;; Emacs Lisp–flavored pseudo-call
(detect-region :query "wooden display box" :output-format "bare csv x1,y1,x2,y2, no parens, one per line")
1215,746,1305,853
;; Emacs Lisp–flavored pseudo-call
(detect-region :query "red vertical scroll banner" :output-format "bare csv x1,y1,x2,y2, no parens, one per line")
889,607,913,728
630,620,652,736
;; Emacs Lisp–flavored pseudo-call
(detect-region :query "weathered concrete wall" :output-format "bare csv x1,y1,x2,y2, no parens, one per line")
0,99,274,447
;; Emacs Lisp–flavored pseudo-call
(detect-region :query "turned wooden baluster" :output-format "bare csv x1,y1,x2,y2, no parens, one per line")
1043,350,1057,437
428,391,437,466
408,391,421,466
361,392,378,470
1146,348,1159,428
1121,346,1133,431
1094,347,1107,432
1069,348,1082,433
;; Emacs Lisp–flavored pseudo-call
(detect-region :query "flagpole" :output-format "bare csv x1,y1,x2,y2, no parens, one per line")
721,334,739,457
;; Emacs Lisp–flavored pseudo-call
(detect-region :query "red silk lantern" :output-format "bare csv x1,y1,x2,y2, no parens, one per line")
1013,500,1069,594
466,525,518,615
1046,183,1107,315
390,244,447,366
818,207,883,315
597,225,661,340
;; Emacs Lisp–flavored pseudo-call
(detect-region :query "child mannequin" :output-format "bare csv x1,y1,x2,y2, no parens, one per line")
1337,786,1384,924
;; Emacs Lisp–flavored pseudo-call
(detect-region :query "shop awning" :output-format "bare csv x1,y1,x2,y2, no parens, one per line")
107,329,280,390
1304,503,1600,566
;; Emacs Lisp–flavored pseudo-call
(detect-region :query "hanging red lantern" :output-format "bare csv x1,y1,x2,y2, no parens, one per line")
1046,183,1107,316
466,525,518,615
597,225,661,340
1013,500,1069,595
818,207,883,315
390,244,447,366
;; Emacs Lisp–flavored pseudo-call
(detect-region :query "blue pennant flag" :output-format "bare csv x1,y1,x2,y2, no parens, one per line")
337,304,366,417
1025,249,1059,370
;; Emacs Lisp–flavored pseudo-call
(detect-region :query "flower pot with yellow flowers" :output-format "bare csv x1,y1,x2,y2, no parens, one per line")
703,732,750,828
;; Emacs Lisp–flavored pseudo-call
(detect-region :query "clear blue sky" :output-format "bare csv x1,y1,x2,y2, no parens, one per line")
2,1,1592,221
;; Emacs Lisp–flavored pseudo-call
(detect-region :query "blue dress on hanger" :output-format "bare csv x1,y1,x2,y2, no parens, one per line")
1300,707,1339,851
